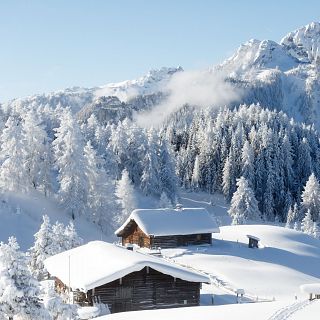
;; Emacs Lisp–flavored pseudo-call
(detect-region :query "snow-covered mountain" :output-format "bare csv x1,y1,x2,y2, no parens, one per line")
3,22,320,128
218,22,320,126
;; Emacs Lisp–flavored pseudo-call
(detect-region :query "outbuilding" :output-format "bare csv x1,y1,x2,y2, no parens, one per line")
44,241,209,313
115,207,219,249
247,235,260,249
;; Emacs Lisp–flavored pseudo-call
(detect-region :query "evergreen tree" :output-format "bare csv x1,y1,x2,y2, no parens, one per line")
301,173,320,221
0,237,47,320
0,117,30,193
191,155,200,190
84,140,115,230
241,140,255,187
158,192,173,208
222,150,236,201
301,209,314,236
28,215,54,280
140,129,160,197
115,169,137,224
53,110,89,219
312,222,320,239
158,138,178,201
228,177,260,225
285,205,295,228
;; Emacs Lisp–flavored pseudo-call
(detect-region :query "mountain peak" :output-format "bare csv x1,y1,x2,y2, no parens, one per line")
281,21,320,63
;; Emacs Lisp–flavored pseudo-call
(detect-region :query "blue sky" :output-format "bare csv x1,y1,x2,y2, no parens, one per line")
1,0,320,101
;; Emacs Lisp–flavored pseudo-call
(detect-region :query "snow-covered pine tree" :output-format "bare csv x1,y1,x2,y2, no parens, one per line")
228,176,260,225
285,205,295,228
222,150,236,201
42,279,76,320
241,140,255,188
140,129,160,197
312,222,320,239
301,173,320,221
84,140,116,230
28,215,53,280
158,137,178,201
64,221,83,250
115,169,137,224
53,110,89,219
21,111,53,195
191,155,200,190
301,209,314,236
0,116,30,193
0,237,47,320
158,191,173,208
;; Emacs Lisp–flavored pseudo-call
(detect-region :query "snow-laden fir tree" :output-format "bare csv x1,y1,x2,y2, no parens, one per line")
301,209,314,236
301,173,320,221
0,117,29,193
21,111,53,195
42,280,77,320
312,222,320,239
64,221,83,250
115,169,137,224
28,216,82,280
285,203,298,228
191,155,200,190
140,129,160,197
28,215,54,280
158,191,173,208
0,237,47,320
53,109,89,219
84,140,116,231
158,137,178,201
228,176,260,225
241,140,255,188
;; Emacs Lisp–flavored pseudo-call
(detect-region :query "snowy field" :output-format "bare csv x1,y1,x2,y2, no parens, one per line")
96,300,320,320
162,225,320,301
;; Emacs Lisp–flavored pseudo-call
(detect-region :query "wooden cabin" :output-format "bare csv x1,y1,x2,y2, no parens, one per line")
247,235,260,249
44,241,209,314
300,283,320,301
115,207,219,249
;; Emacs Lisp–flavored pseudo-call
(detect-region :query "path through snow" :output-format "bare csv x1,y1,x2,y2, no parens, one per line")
267,299,312,320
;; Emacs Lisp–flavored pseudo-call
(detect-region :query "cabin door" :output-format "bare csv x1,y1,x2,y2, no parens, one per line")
113,287,133,313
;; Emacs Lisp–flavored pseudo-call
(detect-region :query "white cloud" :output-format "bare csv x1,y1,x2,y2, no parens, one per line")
134,69,241,127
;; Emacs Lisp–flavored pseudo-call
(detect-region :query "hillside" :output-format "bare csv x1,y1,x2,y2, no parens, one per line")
96,225,320,320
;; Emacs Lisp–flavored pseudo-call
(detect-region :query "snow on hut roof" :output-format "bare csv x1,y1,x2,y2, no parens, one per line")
44,241,209,292
115,207,219,237
300,283,320,294
246,235,260,241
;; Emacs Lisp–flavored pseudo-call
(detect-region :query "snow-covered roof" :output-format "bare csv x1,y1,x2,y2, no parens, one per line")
44,241,209,292
300,283,320,295
246,235,260,241
115,207,219,237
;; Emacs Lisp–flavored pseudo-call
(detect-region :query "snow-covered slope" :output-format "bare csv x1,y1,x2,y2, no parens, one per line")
162,225,320,301
0,191,113,250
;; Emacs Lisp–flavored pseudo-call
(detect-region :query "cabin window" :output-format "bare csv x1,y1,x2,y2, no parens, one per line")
196,234,202,241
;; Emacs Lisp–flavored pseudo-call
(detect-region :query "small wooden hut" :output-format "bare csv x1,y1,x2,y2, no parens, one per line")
247,235,260,249
44,241,209,313
115,207,219,249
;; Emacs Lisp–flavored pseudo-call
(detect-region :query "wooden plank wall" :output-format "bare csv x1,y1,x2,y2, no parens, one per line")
122,225,151,247
151,233,212,248
87,267,200,313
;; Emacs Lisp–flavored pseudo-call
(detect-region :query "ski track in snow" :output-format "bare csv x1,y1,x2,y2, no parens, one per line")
267,299,312,320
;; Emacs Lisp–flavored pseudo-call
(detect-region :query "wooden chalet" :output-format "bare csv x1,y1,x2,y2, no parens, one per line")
115,207,219,249
44,241,209,314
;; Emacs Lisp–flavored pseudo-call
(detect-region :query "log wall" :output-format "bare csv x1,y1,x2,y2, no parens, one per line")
150,233,212,248
87,267,200,313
